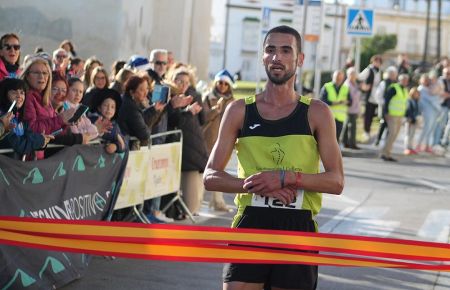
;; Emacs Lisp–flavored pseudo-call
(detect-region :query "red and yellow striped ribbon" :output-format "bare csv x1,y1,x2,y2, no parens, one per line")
0,216,449,271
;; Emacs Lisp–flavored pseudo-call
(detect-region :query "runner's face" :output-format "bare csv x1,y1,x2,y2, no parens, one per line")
263,33,303,85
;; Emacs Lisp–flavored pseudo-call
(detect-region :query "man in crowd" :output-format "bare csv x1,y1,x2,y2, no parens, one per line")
359,55,382,142
380,74,409,162
320,70,352,143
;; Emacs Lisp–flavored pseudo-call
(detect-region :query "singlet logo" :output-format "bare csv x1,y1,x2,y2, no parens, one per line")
249,124,261,130
271,143,285,165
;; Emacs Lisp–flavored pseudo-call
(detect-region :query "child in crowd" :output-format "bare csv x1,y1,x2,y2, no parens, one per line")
404,87,421,155
0,78,52,158
90,89,125,154
65,77,99,139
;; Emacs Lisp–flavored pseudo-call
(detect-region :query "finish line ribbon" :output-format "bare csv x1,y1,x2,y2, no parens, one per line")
0,216,449,271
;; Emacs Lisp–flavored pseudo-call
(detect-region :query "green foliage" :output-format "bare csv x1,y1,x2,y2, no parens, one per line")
360,34,397,69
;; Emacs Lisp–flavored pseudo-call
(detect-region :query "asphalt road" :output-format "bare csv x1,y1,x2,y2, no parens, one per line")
62,138,450,290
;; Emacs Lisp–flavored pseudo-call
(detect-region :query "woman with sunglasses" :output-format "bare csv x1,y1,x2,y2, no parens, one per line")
0,33,21,80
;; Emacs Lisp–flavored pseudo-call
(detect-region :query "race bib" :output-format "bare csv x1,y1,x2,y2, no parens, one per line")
251,190,304,209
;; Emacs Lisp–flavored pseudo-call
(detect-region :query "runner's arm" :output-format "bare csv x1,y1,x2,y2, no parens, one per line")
287,99,344,194
203,100,245,193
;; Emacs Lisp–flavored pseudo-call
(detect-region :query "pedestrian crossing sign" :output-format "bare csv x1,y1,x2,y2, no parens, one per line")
346,8,374,36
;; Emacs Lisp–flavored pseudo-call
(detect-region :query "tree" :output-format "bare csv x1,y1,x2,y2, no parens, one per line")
360,34,397,69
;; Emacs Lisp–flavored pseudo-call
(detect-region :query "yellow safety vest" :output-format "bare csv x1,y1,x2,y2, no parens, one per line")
388,83,408,117
324,82,349,122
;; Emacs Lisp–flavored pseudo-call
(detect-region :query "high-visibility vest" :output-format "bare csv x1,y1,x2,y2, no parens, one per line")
324,82,349,122
388,83,408,117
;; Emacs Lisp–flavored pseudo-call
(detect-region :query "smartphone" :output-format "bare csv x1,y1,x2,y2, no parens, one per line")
7,100,17,113
151,84,170,104
50,128,63,136
68,104,89,124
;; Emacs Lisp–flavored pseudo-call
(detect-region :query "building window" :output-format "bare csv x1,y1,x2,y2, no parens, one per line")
241,17,260,52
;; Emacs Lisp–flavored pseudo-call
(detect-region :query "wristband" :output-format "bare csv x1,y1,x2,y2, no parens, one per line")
280,170,285,188
295,172,302,189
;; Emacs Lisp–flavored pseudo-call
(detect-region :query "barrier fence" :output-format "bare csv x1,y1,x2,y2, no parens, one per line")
113,130,195,223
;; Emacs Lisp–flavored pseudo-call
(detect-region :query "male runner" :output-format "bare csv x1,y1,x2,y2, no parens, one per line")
203,25,344,290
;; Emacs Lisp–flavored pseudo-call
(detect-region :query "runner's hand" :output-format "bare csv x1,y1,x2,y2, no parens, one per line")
261,187,297,205
243,171,283,193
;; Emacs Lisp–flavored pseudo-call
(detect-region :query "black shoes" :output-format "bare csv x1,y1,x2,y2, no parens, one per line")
381,155,397,162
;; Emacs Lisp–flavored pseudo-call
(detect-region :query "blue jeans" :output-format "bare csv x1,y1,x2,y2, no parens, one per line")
417,105,439,147
433,107,449,146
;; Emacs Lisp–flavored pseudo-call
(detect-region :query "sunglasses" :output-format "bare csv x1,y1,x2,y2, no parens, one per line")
218,81,230,86
3,44,20,51
56,54,67,59
154,61,167,66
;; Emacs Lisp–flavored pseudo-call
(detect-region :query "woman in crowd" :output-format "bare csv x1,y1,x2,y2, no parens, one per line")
170,69,208,216
0,33,21,80
110,60,126,83
118,75,164,150
59,39,77,59
68,57,84,79
83,66,109,110
83,57,102,89
416,74,441,152
21,57,74,158
110,67,134,95
404,87,421,155
50,72,68,113
0,78,52,158
202,69,235,211
48,74,90,147
65,77,99,140
52,48,69,76
342,67,362,150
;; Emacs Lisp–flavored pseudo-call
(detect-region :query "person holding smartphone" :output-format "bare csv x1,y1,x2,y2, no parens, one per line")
21,57,75,159
0,78,53,159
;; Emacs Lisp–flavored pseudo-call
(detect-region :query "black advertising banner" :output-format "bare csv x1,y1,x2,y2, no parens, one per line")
0,145,128,289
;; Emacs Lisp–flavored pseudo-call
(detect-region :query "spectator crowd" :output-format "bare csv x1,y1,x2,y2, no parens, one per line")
0,33,236,223
320,54,450,162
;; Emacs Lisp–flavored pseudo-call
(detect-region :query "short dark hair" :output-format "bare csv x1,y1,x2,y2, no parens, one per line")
263,25,302,53
124,75,149,96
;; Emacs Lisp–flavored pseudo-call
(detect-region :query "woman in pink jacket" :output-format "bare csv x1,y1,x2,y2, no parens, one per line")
21,57,75,158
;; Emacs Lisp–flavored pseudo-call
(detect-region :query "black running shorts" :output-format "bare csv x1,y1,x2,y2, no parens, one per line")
223,206,318,290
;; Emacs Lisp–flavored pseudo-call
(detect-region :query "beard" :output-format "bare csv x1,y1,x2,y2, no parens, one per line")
265,66,296,85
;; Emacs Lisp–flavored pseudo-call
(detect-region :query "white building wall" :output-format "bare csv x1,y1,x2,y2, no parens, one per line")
0,0,212,80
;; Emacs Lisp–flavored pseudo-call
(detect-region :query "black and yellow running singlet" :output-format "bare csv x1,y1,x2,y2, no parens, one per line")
232,95,321,227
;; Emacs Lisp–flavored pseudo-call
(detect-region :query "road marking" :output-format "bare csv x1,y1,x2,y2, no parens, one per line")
418,210,450,243
320,206,399,238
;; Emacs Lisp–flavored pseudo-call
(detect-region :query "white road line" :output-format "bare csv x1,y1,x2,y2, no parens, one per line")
418,210,450,243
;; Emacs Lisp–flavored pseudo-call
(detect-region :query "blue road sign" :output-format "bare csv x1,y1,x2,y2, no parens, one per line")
346,8,374,36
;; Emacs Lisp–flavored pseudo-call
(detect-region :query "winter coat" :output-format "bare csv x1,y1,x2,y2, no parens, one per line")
0,111,45,159
65,101,98,138
118,95,161,149
0,57,20,80
23,89,65,135
169,87,208,172
201,89,234,152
